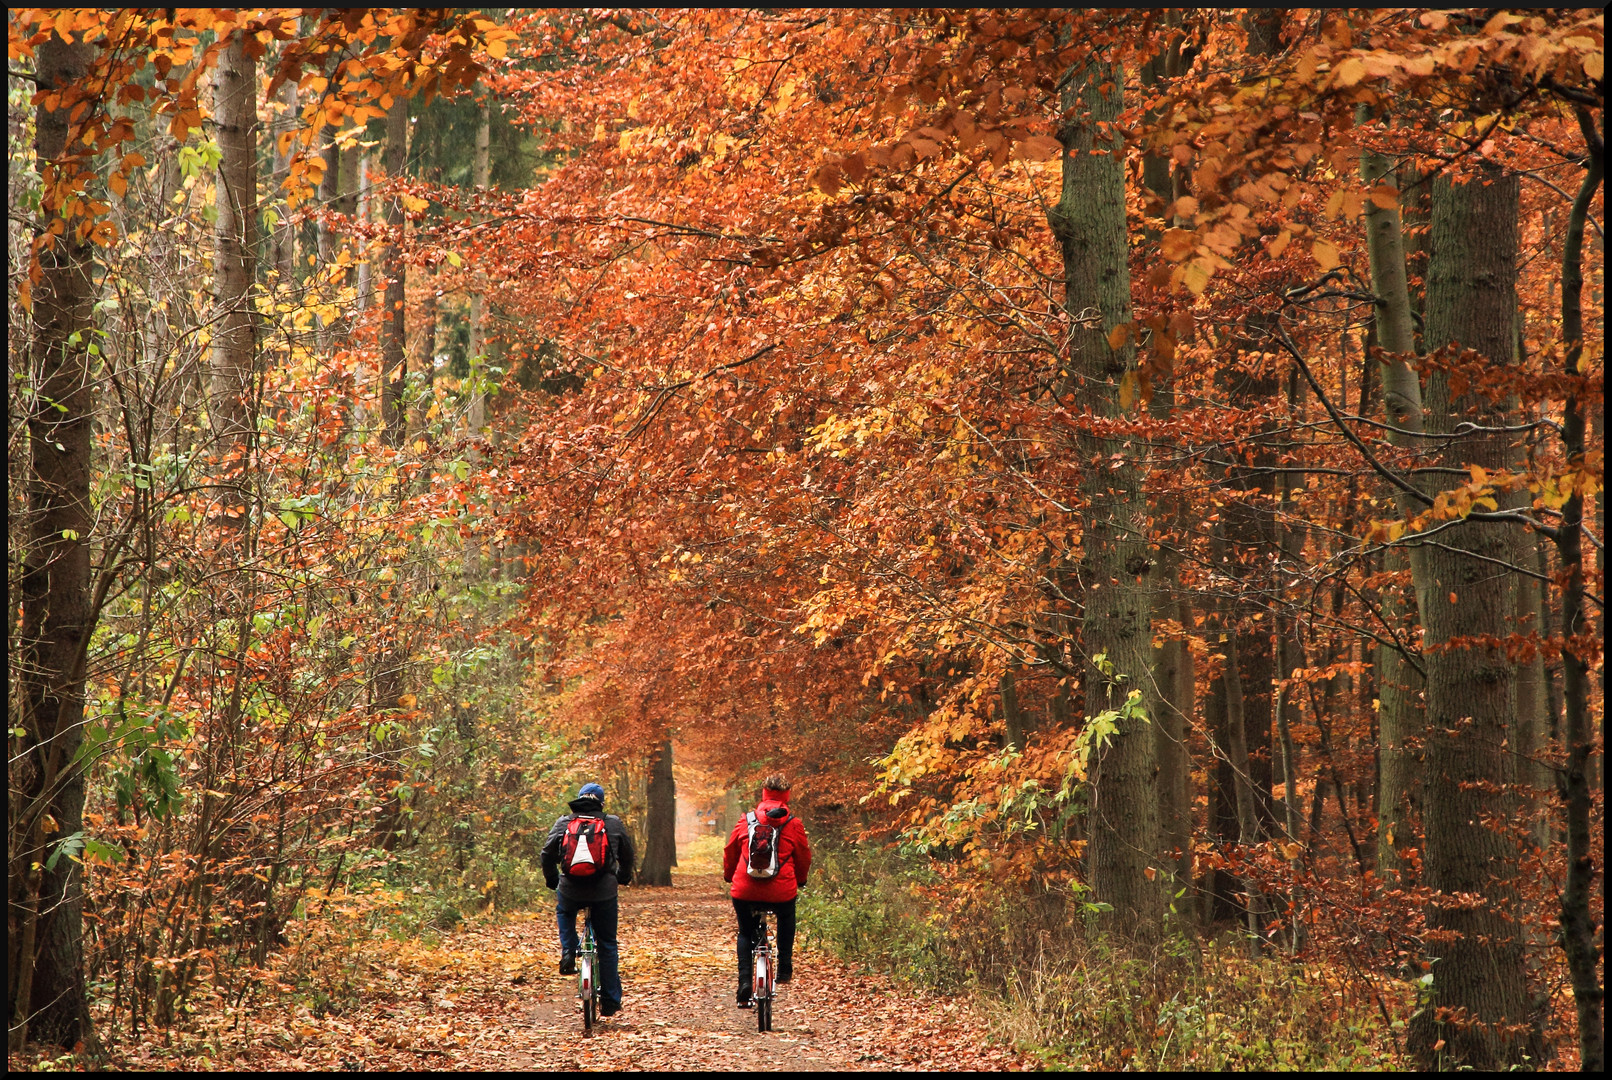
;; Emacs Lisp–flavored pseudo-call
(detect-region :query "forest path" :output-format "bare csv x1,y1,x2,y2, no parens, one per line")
382,869,1028,1072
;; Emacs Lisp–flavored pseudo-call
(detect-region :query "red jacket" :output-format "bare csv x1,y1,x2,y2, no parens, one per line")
723,788,812,903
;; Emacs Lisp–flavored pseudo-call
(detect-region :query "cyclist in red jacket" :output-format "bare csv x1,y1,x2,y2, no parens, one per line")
723,774,812,1008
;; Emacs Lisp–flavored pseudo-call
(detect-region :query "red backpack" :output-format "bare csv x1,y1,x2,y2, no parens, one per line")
560,815,611,877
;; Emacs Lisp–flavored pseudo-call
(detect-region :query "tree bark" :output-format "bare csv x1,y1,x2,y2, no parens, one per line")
9,28,96,1052
1552,110,1604,1075
640,740,677,886
209,34,259,476
1047,57,1164,938
268,74,298,284
379,99,409,447
1137,39,1194,902
1406,167,1540,1070
1001,667,1026,751
1359,139,1429,879
467,97,492,433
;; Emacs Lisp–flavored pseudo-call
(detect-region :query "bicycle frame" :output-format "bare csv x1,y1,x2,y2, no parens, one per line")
578,909,599,1032
753,910,777,1032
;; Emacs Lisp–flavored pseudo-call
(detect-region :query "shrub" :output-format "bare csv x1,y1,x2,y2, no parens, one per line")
799,844,1410,1070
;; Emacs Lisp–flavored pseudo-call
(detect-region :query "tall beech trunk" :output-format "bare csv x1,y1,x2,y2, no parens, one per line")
1359,140,1428,878
1152,599,1194,892
209,34,259,474
1001,667,1026,751
1047,58,1163,938
380,99,409,446
467,97,492,432
269,75,298,284
1553,110,1603,1074
1138,39,1194,900
412,278,437,445
1406,168,1540,1070
640,740,677,886
10,29,96,1052
314,119,340,354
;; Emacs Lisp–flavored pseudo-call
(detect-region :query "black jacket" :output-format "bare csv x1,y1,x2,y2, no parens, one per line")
541,796,636,903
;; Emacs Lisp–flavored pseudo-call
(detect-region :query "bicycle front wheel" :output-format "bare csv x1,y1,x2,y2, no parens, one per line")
580,955,595,1033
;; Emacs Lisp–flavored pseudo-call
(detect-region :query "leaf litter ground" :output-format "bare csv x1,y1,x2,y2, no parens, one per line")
68,870,1028,1072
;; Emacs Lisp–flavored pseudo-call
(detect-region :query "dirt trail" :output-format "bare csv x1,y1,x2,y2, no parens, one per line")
355,870,1028,1072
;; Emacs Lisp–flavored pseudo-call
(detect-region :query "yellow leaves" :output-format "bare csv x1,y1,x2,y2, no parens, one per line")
400,194,430,213
1367,184,1400,210
1266,230,1292,258
1160,228,1196,262
1180,259,1212,296
1106,323,1131,350
1585,51,1604,81
1311,240,1340,272
1283,842,1303,861
1117,370,1139,411
1332,57,1367,87
1166,195,1199,220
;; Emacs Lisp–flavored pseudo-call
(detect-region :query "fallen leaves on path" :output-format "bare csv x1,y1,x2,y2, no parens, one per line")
35,873,1028,1072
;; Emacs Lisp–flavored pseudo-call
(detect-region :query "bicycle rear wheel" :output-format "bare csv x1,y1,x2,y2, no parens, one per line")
760,996,773,1032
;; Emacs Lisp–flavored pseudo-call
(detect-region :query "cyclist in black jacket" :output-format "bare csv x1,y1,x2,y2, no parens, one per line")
541,782,636,1016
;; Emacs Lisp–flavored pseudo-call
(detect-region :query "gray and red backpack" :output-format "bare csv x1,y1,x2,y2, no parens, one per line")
560,815,612,877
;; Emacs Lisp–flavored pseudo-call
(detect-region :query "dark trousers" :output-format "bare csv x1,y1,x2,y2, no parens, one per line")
556,894,622,1010
733,897,796,999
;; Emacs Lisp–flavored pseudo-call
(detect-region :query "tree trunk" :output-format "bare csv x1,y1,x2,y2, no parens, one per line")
412,277,437,445
1047,57,1164,938
1359,140,1429,879
640,740,677,886
268,74,297,284
1552,111,1604,1075
1001,667,1026,751
380,99,409,447
1151,600,1193,892
1138,41,1194,902
209,34,259,478
467,97,492,433
1406,167,1540,1070
10,28,96,1052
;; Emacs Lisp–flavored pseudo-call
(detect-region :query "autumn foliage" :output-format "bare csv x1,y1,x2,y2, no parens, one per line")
7,7,1604,1072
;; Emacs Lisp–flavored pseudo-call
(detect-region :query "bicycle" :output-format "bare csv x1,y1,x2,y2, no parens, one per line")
752,910,777,1033
578,908,599,1033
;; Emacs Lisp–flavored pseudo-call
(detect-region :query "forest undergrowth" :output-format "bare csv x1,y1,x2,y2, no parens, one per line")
801,845,1413,1071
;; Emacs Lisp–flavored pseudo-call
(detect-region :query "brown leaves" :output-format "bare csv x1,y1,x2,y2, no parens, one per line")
1160,229,1196,262
65,872,1027,1072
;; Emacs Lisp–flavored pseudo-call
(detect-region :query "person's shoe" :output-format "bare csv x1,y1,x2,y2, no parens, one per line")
600,1001,621,1018
777,966,792,984
736,996,754,1010
559,951,576,975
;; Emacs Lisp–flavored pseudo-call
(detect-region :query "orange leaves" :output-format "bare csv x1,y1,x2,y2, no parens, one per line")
1160,229,1195,262
1010,134,1062,162
1366,184,1400,210
1311,240,1341,272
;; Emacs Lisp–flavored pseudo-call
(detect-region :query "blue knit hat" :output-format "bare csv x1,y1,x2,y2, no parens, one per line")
578,782,606,801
